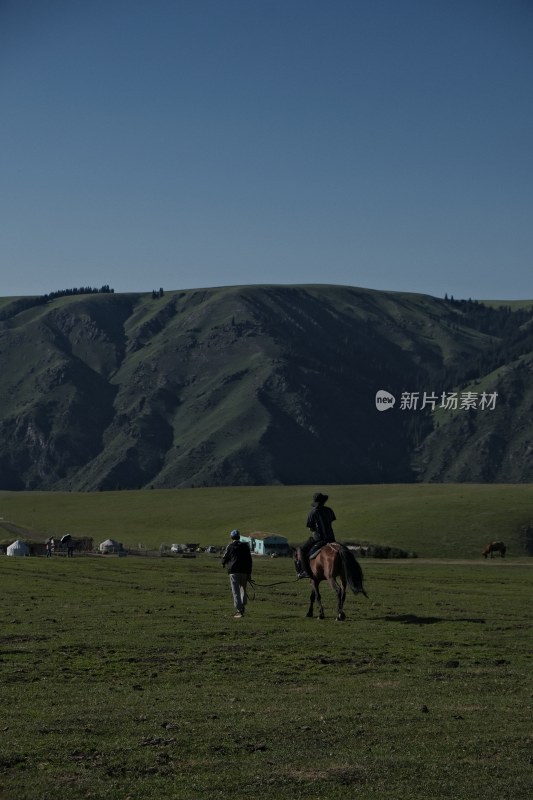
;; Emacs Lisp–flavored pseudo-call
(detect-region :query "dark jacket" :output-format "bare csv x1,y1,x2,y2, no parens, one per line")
306,504,336,543
222,541,253,574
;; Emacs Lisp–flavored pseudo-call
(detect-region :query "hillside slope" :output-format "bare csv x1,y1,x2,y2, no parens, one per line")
0,285,532,489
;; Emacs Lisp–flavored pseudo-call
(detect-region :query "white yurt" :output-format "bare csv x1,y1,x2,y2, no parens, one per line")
7,539,30,557
99,538,123,554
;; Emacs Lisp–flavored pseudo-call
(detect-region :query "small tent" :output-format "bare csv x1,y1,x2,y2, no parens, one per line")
7,539,30,557
99,538,123,554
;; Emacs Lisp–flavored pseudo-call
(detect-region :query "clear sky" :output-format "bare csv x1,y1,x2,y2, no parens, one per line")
2,0,532,300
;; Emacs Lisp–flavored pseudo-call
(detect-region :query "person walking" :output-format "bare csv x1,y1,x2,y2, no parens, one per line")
221,530,252,618
297,492,336,578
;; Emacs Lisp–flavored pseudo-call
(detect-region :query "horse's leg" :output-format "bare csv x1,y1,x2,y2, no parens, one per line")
328,577,345,621
306,587,315,618
315,581,325,619
338,578,347,621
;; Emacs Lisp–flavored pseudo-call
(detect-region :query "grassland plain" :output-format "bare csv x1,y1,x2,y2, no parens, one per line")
0,551,531,800
1,483,533,557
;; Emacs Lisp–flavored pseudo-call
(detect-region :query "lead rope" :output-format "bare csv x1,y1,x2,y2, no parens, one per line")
247,575,304,600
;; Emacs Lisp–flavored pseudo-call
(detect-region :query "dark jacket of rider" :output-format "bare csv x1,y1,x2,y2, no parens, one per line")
306,500,336,544
297,493,336,578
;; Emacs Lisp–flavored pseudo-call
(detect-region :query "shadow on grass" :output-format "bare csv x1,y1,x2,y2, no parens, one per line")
380,614,486,625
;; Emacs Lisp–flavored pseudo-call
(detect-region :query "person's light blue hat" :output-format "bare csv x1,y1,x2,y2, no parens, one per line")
230,530,240,539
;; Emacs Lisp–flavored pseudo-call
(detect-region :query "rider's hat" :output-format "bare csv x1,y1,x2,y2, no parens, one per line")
230,529,240,539
312,492,328,505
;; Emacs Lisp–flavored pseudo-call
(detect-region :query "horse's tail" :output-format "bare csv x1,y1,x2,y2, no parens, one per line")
339,546,368,598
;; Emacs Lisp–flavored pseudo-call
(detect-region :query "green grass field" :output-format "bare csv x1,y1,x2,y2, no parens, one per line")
1,483,533,557
0,552,531,800
0,485,532,799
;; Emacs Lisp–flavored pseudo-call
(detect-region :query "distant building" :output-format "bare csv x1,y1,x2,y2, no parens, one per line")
99,538,124,554
240,532,289,557
6,539,30,557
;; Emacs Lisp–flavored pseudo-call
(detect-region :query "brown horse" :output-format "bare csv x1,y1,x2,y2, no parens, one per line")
294,542,367,620
482,540,506,558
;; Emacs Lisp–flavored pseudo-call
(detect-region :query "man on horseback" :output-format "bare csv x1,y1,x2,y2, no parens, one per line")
296,492,336,579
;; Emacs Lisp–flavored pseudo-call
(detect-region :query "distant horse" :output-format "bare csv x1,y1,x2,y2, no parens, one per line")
294,542,368,620
482,540,506,559
59,534,77,557
57,535,93,557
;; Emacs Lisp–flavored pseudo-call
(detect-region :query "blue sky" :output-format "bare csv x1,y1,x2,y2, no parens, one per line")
2,0,532,299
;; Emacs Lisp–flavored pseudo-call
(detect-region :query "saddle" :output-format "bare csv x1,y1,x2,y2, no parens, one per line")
309,541,338,560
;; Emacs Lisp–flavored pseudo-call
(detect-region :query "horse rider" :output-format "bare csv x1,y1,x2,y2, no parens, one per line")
296,492,336,578
221,530,253,618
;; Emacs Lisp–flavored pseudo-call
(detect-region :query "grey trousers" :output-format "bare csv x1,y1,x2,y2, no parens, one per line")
229,573,248,613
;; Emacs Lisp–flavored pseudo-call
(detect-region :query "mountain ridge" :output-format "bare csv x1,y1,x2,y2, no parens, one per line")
1,284,532,490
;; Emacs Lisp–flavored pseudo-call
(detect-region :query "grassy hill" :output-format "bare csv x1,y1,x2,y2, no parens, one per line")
1,483,532,558
1,285,533,490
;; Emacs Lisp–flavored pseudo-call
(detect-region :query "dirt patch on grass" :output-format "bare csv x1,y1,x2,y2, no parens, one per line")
286,763,368,784
372,679,403,688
